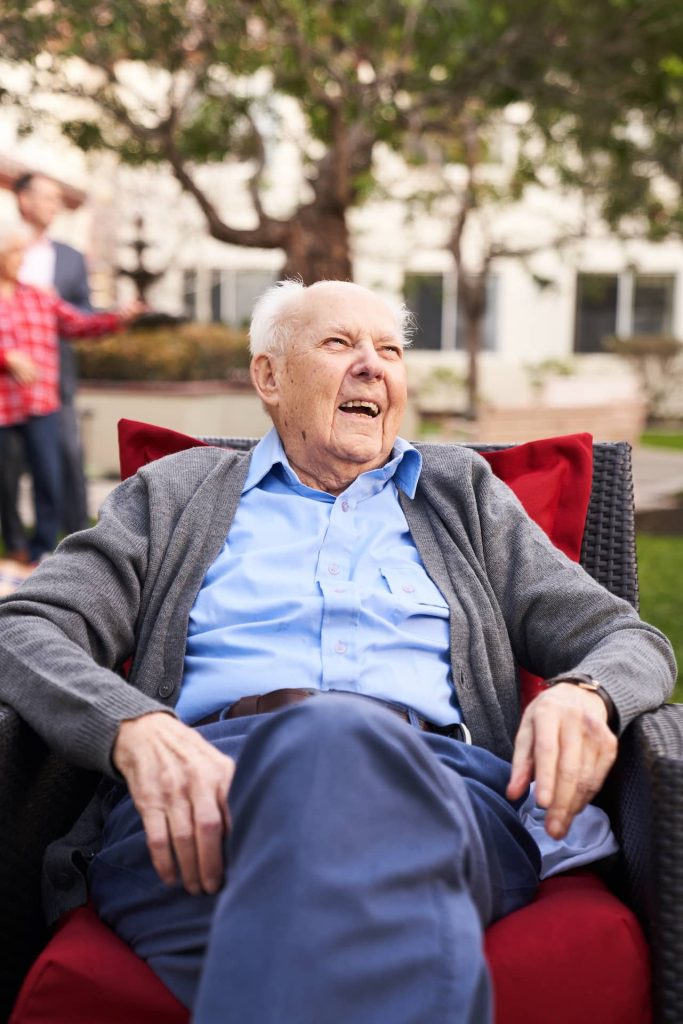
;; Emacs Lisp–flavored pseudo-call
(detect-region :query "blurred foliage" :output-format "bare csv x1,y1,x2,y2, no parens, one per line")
74,323,250,382
604,334,683,420
2,0,683,280
524,358,575,396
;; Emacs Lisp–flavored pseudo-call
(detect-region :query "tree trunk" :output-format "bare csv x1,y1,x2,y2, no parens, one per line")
282,202,352,283
459,272,487,420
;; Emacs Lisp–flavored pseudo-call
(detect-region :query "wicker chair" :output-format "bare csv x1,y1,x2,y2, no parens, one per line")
1,439,682,1022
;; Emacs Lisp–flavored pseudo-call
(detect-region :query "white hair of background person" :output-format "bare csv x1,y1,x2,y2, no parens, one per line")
249,279,414,356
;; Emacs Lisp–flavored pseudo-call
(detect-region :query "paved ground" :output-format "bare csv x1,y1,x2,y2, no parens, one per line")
631,446,683,511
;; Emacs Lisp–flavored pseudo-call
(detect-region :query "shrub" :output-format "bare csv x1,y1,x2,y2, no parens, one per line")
74,322,251,382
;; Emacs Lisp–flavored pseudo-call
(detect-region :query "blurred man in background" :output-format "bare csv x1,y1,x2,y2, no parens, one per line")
0,173,93,561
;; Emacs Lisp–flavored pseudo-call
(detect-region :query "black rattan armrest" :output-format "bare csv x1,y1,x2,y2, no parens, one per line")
0,702,96,1018
608,704,683,1024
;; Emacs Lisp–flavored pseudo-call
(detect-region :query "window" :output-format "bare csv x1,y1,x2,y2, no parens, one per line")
574,272,675,353
182,270,197,320
210,270,222,323
404,272,497,351
404,274,444,350
632,276,674,335
181,269,277,324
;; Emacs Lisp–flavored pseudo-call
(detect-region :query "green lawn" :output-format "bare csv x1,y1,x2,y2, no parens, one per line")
640,431,683,451
637,533,683,702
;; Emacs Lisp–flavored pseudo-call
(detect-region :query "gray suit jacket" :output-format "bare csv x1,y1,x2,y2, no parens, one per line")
53,241,92,405
0,442,675,921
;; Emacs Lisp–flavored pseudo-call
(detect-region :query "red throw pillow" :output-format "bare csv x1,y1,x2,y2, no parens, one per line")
481,434,592,564
481,433,593,705
117,420,593,705
118,419,210,481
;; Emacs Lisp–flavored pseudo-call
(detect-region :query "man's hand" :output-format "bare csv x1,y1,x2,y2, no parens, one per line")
5,349,39,385
118,299,148,325
506,683,618,839
112,712,235,895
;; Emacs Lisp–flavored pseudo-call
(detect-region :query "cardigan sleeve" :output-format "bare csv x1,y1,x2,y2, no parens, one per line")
0,472,174,776
469,453,676,733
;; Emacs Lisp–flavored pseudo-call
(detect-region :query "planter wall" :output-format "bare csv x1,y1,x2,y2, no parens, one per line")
76,381,421,477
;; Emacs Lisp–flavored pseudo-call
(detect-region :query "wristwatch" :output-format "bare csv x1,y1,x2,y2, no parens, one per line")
545,673,619,734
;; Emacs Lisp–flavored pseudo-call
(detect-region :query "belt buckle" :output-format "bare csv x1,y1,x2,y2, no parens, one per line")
448,722,472,744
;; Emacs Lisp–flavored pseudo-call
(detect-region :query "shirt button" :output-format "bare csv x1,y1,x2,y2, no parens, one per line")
335,641,347,654
402,583,416,594
334,587,346,594
328,563,340,575
341,500,350,512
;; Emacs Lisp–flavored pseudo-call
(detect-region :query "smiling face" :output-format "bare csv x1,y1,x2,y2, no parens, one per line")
250,281,408,494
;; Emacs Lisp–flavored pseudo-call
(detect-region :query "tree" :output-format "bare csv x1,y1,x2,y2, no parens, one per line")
2,0,683,416
394,1,683,415
0,0,434,282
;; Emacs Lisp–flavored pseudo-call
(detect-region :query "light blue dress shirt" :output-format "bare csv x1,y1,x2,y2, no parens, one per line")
178,427,460,727
178,427,617,875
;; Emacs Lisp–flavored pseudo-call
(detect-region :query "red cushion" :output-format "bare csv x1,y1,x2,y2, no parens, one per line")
485,873,651,1024
10,905,187,1024
118,418,210,481
481,433,593,707
11,875,650,1024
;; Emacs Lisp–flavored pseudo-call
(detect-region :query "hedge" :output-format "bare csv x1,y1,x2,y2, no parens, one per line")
74,323,251,382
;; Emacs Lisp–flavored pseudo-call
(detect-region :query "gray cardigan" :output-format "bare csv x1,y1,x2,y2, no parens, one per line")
0,442,675,921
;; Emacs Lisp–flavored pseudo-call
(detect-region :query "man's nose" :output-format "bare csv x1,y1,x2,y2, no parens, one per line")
350,340,384,379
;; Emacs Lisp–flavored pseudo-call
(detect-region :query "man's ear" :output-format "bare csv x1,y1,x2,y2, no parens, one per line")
250,352,280,410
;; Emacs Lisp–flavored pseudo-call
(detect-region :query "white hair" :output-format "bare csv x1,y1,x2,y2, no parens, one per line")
249,278,414,356
249,279,306,356
0,219,31,253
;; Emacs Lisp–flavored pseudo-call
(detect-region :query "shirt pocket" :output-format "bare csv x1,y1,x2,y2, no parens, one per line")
380,565,449,613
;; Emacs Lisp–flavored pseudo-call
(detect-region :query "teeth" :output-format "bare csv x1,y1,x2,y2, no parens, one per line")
340,400,380,416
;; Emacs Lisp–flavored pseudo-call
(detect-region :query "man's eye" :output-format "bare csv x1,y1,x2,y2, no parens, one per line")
381,345,402,356
325,337,348,347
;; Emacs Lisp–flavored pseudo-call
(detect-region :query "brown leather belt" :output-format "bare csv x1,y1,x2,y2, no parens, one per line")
192,687,470,742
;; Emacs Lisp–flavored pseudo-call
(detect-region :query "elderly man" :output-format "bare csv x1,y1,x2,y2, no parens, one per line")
0,280,675,1023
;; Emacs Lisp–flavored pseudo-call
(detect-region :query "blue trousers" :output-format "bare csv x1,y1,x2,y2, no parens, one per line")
90,696,540,1024
0,413,62,559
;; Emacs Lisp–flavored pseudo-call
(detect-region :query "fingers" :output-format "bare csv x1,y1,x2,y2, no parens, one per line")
506,715,535,800
113,712,235,895
509,685,618,838
144,807,177,887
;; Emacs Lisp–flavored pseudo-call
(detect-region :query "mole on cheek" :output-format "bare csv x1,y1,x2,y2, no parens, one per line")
302,430,307,441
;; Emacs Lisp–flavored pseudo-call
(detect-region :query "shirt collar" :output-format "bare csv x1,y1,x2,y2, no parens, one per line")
243,427,422,499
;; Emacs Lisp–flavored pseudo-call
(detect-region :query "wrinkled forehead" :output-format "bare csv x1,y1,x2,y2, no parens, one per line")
294,283,403,342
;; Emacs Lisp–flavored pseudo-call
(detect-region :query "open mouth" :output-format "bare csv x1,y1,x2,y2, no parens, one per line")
338,400,380,418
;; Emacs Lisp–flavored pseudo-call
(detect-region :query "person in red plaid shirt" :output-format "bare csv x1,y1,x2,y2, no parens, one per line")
0,221,143,562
